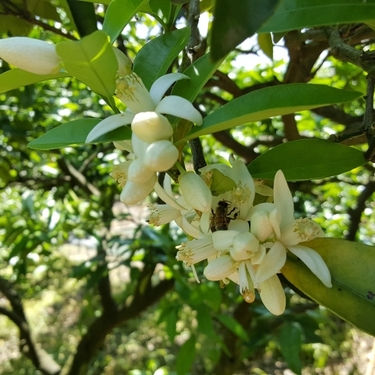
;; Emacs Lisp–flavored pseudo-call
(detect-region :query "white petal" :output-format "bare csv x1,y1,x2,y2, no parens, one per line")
179,172,212,213
120,174,156,205
0,37,60,74
228,218,249,232
259,275,286,315
86,113,133,143
156,96,203,125
204,255,237,281
149,73,188,104
212,230,237,251
288,245,332,288
256,241,287,284
274,170,294,227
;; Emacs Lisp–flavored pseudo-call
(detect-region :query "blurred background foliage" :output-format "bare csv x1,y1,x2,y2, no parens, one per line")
0,0,375,375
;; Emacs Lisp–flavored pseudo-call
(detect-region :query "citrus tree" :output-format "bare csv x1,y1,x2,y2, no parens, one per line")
1,1,375,374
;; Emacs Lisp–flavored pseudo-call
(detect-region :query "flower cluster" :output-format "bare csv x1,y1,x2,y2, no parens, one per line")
149,157,332,315
87,69,202,205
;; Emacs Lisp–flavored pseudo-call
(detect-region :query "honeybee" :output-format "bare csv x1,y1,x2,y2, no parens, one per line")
210,200,237,232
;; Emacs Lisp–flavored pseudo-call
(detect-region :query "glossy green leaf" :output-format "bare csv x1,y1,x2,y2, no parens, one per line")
172,52,225,102
56,30,118,98
178,84,362,143
0,69,69,94
27,118,131,150
176,335,196,375
278,322,302,375
133,27,190,89
211,0,280,61
217,314,249,341
259,0,375,33
247,139,366,181
282,238,375,336
66,0,97,36
257,33,273,60
103,0,148,43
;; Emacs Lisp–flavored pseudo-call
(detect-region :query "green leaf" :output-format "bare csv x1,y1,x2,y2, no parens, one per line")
259,0,375,33
176,335,196,375
27,118,131,150
217,314,249,341
133,27,190,89
172,52,225,103
282,238,375,336
103,0,148,44
247,139,366,181
210,0,280,61
56,30,118,98
278,322,302,375
0,69,69,94
257,33,273,60
66,0,97,36
210,169,237,196
177,84,362,143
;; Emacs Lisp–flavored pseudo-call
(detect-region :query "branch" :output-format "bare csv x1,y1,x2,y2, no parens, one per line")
346,180,375,241
0,278,61,375
65,265,174,375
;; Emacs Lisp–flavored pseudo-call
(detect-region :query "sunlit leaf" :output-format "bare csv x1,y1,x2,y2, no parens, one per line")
56,30,118,97
211,0,280,61
282,238,375,336
247,139,366,181
133,27,190,89
103,0,148,43
259,0,375,33
177,84,362,143
27,118,131,150
0,69,69,94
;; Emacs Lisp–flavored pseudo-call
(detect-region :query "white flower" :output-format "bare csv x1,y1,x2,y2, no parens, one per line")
251,170,332,288
86,72,202,143
0,37,60,75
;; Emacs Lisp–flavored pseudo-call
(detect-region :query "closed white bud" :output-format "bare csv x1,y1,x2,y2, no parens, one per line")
231,232,259,261
120,174,157,205
0,37,60,74
132,112,173,143
179,172,212,213
143,140,178,172
128,159,155,183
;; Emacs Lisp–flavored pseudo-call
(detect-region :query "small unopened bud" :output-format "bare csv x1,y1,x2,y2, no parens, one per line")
132,112,173,143
231,232,259,261
179,172,212,213
128,159,155,183
143,140,178,172
120,174,157,205
0,37,60,74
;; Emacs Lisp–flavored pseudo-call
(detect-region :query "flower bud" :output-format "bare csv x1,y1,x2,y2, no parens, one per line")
131,112,173,143
128,159,155,183
143,140,178,172
179,172,212,213
0,37,60,74
231,232,259,261
120,173,157,205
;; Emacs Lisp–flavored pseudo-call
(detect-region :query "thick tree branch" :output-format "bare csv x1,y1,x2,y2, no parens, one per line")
0,278,61,375
346,180,375,241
